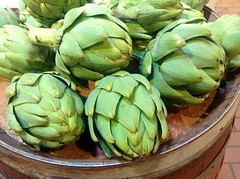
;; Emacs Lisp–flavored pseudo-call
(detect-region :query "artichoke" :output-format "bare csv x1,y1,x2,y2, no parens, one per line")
92,0,183,40
0,7,20,27
0,25,54,81
140,21,226,107
180,0,209,11
207,15,240,70
5,72,85,151
18,0,46,28
85,71,169,160
179,2,206,23
22,0,86,27
93,0,183,58
92,0,183,62
28,4,132,84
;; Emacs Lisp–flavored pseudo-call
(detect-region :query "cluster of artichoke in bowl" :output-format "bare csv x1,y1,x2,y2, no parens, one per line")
1,0,240,161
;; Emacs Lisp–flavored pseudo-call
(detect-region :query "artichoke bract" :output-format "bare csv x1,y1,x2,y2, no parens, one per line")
0,7,20,27
93,0,183,40
140,21,226,107
5,72,85,151
28,4,132,84
18,0,47,28
180,0,209,11
92,0,183,62
85,71,169,160
0,25,54,81
22,0,86,27
207,15,240,70
179,2,206,23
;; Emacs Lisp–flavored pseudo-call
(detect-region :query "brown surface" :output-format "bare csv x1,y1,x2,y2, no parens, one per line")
161,115,233,179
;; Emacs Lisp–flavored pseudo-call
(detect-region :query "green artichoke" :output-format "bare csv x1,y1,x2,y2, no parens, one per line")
93,0,183,60
18,0,46,28
180,2,206,23
207,15,240,70
0,7,20,27
28,4,132,84
0,25,54,81
5,72,85,151
92,0,183,62
140,21,226,107
180,0,209,11
85,71,169,160
93,0,183,40
22,0,86,27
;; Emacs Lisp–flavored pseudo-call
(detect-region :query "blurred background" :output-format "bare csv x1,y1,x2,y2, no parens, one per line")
0,0,19,8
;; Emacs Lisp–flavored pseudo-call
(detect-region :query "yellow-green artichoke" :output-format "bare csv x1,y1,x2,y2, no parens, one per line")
27,4,132,85
5,72,85,151
22,0,86,27
0,7,19,27
0,25,54,81
85,71,169,160
207,15,240,70
93,0,183,40
180,0,209,11
141,21,226,107
180,2,206,23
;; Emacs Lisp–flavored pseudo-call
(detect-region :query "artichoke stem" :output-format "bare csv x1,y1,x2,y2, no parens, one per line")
28,28,61,48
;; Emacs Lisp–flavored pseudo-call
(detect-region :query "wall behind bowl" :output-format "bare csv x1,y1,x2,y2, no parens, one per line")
0,0,19,8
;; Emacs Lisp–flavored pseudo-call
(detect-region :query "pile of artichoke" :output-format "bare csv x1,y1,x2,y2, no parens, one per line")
0,0,240,160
